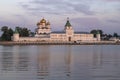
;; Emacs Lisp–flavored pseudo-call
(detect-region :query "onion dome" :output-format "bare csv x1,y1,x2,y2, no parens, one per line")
65,17,71,27
40,18,46,23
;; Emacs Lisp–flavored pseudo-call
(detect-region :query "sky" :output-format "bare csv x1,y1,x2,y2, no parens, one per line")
0,0,120,34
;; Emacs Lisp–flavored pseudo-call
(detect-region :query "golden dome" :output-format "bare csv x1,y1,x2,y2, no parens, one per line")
40,18,46,23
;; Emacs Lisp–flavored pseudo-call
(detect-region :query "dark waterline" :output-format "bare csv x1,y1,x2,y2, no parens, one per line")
0,45,120,80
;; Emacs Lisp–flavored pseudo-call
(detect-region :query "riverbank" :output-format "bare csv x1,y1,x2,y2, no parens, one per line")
0,41,120,45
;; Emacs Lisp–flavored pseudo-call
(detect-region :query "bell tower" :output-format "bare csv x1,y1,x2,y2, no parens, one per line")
65,17,74,41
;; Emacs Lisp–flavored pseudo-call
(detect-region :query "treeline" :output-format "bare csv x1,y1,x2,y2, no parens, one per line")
90,29,120,40
0,26,34,41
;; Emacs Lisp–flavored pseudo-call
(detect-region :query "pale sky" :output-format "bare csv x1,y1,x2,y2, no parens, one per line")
0,0,120,34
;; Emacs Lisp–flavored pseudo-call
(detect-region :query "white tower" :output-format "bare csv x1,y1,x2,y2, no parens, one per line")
65,18,74,41
96,31,101,41
13,29,19,41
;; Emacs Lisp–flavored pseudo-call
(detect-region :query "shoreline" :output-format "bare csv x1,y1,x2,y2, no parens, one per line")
0,41,120,45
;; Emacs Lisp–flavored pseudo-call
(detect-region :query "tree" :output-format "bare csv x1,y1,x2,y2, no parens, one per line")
29,32,35,37
22,28,30,37
90,29,103,37
0,26,31,41
1,26,8,32
15,27,30,37
97,30,103,36
9,28,13,36
0,26,13,41
113,33,118,37
90,29,96,34
90,29,97,37
108,34,112,38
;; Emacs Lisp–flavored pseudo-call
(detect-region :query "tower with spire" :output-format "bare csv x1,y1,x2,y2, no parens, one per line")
64,17,74,41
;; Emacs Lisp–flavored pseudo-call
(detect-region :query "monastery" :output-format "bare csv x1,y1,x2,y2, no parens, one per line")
12,18,101,42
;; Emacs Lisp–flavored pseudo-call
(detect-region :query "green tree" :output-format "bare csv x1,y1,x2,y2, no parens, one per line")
29,32,35,37
1,26,8,32
90,29,103,37
113,33,118,37
15,27,30,37
90,29,97,37
22,28,30,37
9,28,13,36
0,26,13,41
97,30,103,36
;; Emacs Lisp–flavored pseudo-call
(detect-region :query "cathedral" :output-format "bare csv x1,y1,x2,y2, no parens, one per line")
12,18,101,42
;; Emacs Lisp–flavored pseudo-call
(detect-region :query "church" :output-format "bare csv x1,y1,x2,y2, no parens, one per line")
12,18,101,42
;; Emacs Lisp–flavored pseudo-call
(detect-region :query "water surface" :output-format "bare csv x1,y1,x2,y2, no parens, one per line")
0,45,120,80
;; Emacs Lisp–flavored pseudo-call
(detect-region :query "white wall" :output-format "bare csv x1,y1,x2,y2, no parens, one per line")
18,37,50,42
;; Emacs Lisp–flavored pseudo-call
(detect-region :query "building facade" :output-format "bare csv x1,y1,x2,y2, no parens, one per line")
12,18,101,42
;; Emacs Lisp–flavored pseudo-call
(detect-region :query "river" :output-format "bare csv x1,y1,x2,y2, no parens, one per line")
0,45,120,80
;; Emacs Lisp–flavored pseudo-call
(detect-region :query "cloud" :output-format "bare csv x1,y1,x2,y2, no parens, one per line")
71,17,102,27
71,17,120,34
1,0,119,34
106,19,120,23
104,0,120,2
19,0,95,15
73,4,94,15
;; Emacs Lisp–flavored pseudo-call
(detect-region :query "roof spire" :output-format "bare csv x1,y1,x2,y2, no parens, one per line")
67,17,69,21
14,28,19,34
65,17,71,27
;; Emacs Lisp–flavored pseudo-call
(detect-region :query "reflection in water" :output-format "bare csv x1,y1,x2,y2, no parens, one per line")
92,45,103,68
37,46,50,79
92,45,120,80
0,45,120,80
16,51,29,71
14,46,29,71
2,52,14,71
1,46,29,72
64,46,72,77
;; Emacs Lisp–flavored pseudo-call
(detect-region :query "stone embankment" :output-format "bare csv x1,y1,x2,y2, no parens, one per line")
0,41,120,45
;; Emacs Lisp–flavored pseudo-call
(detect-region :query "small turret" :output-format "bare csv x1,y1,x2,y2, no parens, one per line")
13,29,19,41
96,31,101,41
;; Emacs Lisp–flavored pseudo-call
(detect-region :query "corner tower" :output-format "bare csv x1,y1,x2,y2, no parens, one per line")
96,31,101,41
13,29,19,41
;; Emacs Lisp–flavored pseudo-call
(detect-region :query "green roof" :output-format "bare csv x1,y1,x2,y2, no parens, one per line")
14,29,19,34
65,18,71,27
